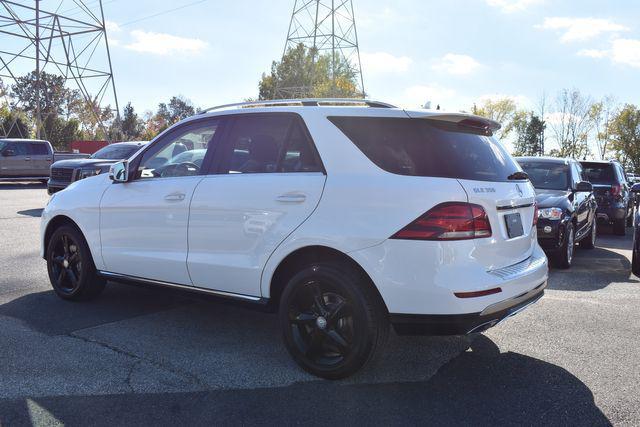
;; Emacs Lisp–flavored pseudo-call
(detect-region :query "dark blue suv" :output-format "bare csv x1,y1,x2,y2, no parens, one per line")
580,160,633,236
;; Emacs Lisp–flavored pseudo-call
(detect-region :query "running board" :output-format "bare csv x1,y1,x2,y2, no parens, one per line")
97,271,267,304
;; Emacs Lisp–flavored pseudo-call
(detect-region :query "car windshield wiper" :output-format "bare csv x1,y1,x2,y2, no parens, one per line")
507,171,529,181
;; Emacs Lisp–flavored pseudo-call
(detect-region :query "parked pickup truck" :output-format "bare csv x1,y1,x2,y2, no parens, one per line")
0,139,89,182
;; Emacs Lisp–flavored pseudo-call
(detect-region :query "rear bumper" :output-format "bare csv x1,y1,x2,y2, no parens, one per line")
390,281,546,335
596,205,626,222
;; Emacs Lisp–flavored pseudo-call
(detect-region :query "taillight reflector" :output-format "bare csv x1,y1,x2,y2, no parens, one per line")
454,287,502,298
391,202,492,241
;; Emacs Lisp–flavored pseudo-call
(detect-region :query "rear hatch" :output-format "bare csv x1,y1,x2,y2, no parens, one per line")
404,110,537,270
581,162,618,207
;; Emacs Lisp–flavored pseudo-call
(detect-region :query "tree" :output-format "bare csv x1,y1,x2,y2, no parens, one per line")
471,97,519,141
549,89,595,158
44,115,80,151
0,109,31,138
11,71,72,117
608,105,640,172
590,96,617,160
512,113,546,157
120,102,142,140
258,43,361,100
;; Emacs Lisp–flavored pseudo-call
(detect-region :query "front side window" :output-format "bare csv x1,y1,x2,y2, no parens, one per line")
137,120,219,179
221,114,322,174
329,116,520,182
7,142,29,156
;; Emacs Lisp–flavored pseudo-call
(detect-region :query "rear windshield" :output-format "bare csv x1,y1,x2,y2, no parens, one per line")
581,163,616,185
518,161,569,191
329,117,521,182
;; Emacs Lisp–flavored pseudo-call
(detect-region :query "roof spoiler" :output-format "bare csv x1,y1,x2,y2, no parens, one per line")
406,111,502,132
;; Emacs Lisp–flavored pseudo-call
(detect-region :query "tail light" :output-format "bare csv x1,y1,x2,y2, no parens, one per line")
533,202,539,226
611,184,622,198
391,202,492,241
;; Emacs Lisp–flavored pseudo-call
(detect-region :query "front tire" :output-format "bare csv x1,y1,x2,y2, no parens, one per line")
279,262,388,379
580,219,596,249
555,223,575,269
46,225,105,301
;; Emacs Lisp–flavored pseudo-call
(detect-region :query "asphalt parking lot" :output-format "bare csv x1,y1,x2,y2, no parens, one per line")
0,182,639,426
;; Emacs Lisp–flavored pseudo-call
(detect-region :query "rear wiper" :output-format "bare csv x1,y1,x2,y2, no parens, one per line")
508,171,529,181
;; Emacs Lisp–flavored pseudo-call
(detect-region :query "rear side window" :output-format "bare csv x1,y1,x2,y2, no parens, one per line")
29,143,49,155
329,117,520,182
221,114,322,174
581,163,617,185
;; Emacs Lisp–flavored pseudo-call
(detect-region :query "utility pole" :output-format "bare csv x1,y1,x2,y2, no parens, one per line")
276,0,365,99
0,0,120,141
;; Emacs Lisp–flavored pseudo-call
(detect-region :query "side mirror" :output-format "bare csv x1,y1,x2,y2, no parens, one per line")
575,181,593,192
631,183,640,193
2,149,15,157
109,161,129,183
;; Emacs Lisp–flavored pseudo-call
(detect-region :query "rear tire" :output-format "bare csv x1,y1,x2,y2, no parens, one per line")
614,218,626,236
279,261,388,379
580,220,596,249
555,223,575,269
627,211,633,227
46,225,105,301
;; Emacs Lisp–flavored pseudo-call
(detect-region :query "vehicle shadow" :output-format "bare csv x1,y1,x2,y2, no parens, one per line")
17,208,44,217
548,242,639,291
0,335,610,426
0,182,46,190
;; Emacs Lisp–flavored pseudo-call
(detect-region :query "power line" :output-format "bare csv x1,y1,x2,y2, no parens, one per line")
119,0,210,27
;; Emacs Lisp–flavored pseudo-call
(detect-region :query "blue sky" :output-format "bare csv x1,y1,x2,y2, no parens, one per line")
4,0,639,116
99,0,640,114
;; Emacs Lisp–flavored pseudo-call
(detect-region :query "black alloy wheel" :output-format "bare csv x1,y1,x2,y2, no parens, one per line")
279,262,387,379
46,225,105,300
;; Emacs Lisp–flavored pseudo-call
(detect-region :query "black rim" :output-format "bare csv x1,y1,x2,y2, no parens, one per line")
288,281,354,367
49,233,82,294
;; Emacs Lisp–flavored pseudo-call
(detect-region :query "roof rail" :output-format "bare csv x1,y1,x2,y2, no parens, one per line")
200,98,397,113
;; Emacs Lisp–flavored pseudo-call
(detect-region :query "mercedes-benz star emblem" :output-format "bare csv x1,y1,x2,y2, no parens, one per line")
516,184,523,197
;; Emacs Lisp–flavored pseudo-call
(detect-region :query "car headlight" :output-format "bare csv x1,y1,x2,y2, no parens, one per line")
77,167,106,180
538,207,563,220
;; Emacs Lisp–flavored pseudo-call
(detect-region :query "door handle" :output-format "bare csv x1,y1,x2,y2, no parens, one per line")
164,192,186,202
276,193,307,203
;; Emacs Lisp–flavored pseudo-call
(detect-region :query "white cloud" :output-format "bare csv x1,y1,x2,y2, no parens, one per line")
360,52,412,73
432,53,483,76
400,85,457,109
536,17,628,43
476,93,532,108
577,49,609,59
124,30,208,56
486,0,544,13
105,20,121,33
611,38,640,68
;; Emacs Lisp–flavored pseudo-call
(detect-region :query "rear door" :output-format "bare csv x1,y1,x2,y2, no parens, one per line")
187,113,326,297
28,141,53,176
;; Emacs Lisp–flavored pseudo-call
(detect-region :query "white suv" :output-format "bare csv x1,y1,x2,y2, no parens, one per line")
41,99,548,379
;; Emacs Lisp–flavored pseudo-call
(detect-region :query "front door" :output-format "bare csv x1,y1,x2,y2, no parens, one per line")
0,141,31,176
99,118,221,285
187,113,326,297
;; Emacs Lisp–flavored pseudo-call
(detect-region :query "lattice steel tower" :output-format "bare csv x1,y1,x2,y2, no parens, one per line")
277,0,365,98
0,0,119,139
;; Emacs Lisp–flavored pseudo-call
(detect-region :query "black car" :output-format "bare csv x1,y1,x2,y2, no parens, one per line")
48,141,147,194
580,160,633,236
631,183,640,275
517,157,597,268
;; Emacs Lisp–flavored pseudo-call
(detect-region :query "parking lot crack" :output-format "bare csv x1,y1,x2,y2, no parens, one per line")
67,332,208,391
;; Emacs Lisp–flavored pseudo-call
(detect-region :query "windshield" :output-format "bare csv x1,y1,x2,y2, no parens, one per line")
329,117,521,182
581,163,616,185
518,161,569,190
91,144,140,160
